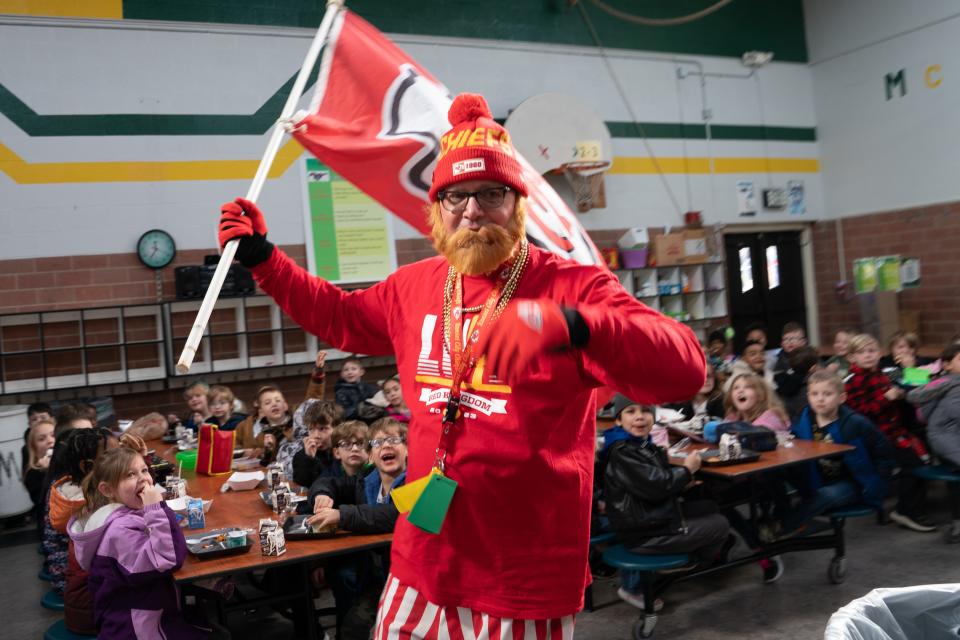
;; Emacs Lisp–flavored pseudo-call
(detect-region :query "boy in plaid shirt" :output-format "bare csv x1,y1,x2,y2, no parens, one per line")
845,333,934,532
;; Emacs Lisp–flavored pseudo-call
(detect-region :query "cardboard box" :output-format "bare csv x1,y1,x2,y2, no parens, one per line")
650,231,685,266
682,229,709,264
617,227,650,250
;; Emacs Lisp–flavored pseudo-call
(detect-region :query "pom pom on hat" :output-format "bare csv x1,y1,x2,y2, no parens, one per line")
429,92,528,201
448,93,492,126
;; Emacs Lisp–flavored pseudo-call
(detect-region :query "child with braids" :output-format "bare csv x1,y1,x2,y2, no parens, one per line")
42,428,118,633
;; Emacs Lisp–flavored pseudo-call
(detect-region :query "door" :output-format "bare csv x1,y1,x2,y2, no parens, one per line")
724,231,807,352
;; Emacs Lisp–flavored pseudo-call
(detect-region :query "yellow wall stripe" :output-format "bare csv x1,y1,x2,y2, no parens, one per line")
0,0,122,19
0,141,818,185
0,139,305,184
610,156,819,175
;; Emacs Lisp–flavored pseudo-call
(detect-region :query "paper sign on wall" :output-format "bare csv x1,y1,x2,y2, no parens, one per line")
788,180,806,215
900,257,921,288
301,159,397,284
736,181,757,217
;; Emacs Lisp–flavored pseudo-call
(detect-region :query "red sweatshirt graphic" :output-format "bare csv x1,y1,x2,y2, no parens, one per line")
253,245,704,619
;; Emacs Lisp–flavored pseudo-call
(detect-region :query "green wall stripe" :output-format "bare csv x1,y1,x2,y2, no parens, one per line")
120,0,808,63
605,122,817,142
0,73,304,137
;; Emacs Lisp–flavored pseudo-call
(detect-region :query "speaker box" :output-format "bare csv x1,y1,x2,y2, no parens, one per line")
175,265,255,300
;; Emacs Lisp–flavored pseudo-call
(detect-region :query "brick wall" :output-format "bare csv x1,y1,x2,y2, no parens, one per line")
812,201,960,348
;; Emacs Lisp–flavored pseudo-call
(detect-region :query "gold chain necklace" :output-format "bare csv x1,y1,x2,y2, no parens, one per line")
443,238,529,354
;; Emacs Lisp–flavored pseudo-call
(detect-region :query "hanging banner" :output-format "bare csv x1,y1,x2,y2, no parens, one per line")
876,255,902,292
301,158,397,284
853,258,878,294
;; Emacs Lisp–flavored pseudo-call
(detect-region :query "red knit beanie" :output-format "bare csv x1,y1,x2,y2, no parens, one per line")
428,93,528,202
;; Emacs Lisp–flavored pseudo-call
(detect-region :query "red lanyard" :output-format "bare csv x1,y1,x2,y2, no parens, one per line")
434,273,506,472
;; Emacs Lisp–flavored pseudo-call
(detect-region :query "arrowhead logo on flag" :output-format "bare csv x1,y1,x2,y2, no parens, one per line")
290,10,603,267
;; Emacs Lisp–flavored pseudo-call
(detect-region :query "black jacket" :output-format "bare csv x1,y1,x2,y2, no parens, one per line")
334,381,379,420
292,448,336,488
604,438,692,542
308,467,399,534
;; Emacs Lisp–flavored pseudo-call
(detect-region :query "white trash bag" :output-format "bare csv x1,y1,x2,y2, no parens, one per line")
824,584,960,640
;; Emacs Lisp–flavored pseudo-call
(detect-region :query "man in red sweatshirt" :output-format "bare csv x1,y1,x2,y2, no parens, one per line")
218,93,705,638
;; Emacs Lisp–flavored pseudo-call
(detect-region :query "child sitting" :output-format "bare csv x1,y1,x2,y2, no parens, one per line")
775,346,821,422
603,395,730,610
235,384,291,461
54,403,97,437
206,384,246,431
171,381,211,432
46,427,118,634
335,357,379,420
291,402,340,487
773,371,896,538
603,396,668,450
772,321,807,378
330,421,371,477
22,417,55,520
667,363,724,421
725,339,774,392
908,342,960,469
845,333,934,532
381,376,411,423
724,372,790,432
307,418,407,636
69,445,209,639
825,328,855,378
880,330,934,377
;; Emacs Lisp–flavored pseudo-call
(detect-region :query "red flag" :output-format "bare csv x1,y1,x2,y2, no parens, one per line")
290,10,603,266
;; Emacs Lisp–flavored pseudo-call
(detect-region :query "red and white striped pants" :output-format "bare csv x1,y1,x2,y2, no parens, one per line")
373,574,577,640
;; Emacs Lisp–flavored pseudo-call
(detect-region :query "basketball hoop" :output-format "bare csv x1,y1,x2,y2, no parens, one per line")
561,161,610,212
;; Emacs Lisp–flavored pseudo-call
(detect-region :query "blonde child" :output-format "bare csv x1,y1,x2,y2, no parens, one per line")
724,372,790,433
207,384,246,431
846,333,934,532
171,381,211,432
69,446,208,639
826,328,855,378
23,418,55,513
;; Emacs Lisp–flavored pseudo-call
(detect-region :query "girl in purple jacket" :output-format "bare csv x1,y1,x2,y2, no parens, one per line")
68,446,208,639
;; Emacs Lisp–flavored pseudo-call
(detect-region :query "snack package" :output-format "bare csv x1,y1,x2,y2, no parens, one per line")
164,477,187,501
267,463,284,489
719,433,742,461
258,518,286,556
186,498,205,529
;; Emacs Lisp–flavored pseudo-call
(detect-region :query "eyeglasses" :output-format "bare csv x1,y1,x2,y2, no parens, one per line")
438,186,511,213
368,436,405,449
337,440,365,451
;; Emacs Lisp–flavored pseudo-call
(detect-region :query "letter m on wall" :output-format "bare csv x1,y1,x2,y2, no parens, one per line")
885,69,907,100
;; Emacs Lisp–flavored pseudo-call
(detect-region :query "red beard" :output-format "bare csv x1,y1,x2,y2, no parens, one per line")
429,200,526,276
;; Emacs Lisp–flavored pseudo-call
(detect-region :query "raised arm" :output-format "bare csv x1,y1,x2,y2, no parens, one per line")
219,198,395,355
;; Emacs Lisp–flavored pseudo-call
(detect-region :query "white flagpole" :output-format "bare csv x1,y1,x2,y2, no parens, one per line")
177,0,344,374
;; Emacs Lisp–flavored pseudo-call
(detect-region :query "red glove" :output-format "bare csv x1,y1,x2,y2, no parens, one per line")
476,299,572,384
217,198,273,267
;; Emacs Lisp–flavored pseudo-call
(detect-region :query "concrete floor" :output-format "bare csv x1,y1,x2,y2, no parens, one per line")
8,492,960,640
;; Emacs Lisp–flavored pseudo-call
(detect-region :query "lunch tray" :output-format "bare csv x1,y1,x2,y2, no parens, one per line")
186,527,253,559
282,515,338,541
699,448,761,467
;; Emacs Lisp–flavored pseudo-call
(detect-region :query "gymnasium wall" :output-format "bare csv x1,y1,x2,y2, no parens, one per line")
804,0,960,348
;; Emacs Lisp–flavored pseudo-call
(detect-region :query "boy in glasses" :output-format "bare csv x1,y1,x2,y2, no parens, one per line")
307,418,408,637
331,421,371,477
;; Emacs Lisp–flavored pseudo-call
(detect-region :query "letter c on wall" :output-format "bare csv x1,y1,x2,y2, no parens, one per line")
925,64,942,89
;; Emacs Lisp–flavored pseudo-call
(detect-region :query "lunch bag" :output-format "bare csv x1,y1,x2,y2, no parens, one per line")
197,423,235,475
715,421,778,452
